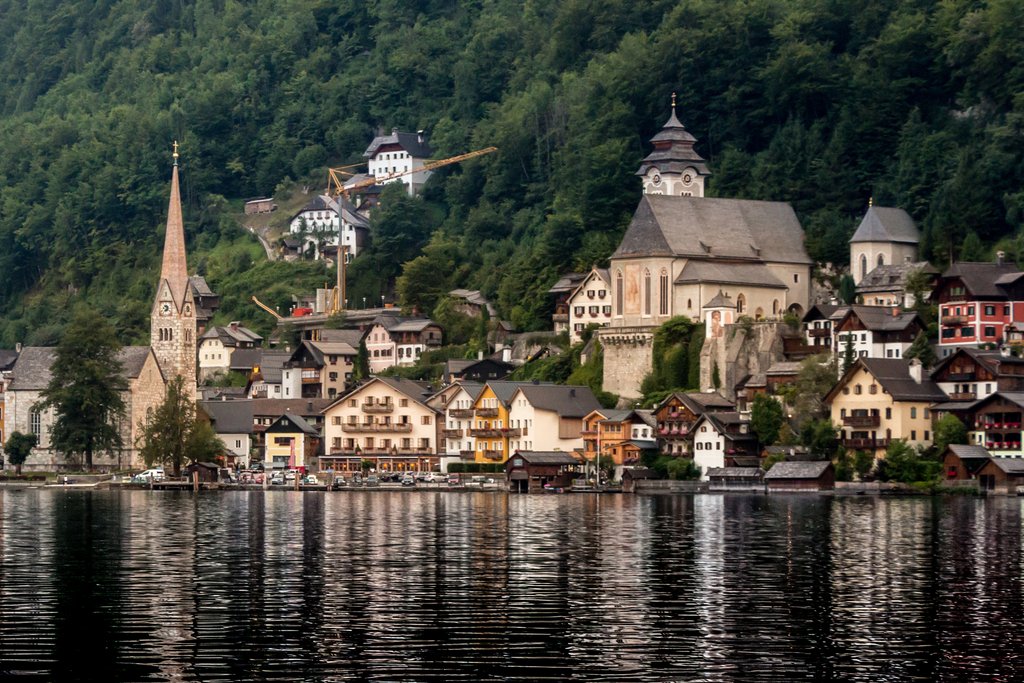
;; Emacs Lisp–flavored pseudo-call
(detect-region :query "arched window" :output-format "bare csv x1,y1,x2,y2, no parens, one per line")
772,300,780,316
860,254,867,279
659,270,669,315
877,253,885,268
615,271,623,316
736,294,746,314
643,269,651,316
754,307,764,320
687,298,692,309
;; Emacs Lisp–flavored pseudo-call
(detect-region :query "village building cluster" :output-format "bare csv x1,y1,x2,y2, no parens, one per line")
3,106,1024,493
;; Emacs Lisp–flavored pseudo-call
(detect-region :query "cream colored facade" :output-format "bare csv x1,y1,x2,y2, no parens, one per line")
828,365,935,458
323,378,439,458
198,337,230,380
851,242,918,285
507,389,587,455
441,384,479,457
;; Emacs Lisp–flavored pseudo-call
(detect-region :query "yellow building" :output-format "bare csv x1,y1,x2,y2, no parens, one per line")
263,413,320,473
470,381,521,463
825,358,946,460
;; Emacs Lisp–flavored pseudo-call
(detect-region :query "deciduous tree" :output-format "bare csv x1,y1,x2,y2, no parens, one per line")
139,376,223,477
751,394,784,447
4,431,37,475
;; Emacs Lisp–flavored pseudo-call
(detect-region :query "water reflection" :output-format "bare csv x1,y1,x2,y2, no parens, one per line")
2,490,1024,680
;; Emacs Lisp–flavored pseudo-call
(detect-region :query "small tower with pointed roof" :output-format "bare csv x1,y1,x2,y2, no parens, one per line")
703,290,736,339
636,93,711,197
151,142,197,396
849,204,920,285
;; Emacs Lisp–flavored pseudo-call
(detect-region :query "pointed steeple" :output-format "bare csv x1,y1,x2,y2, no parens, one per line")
160,142,189,308
637,93,711,197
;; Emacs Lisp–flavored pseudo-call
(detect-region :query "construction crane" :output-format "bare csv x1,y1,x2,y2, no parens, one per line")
251,296,282,321
324,145,498,314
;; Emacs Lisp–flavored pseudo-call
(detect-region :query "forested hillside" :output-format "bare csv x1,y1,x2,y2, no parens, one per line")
0,0,1021,345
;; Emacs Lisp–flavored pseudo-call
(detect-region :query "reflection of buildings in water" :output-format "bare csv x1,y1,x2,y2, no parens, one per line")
693,495,728,663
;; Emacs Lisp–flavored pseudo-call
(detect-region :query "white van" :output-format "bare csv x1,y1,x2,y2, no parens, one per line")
135,468,165,482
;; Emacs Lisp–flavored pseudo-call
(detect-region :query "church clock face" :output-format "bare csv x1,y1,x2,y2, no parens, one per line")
652,174,661,186
160,302,171,316
184,304,192,316
682,173,693,185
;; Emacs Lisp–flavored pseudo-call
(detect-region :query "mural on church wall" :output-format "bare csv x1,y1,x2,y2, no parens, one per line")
624,266,641,315
706,308,735,339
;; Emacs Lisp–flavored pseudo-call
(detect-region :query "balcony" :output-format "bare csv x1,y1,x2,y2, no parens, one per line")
342,423,377,433
553,313,569,323
476,408,499,418
842,437,890,449
843,415,880,428
807,328,831,338
450,408,474,419
948,392,976,401
301,371,320,384
471,428,503,438
459,450,475,459
482,450,504,461
341,423,414,433
946,373,975,382
581,429,598,437
442,429,464,439
986,442,1023,451
501,428,522,437
361,401,394,413
942,314,968,325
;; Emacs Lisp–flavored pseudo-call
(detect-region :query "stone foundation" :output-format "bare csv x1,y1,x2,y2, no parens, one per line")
598,327,655,399
700,321,786,401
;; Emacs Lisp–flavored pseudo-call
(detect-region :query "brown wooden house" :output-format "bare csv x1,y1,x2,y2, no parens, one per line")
506,451,582,493
966,392,1024,457
764,461,835,491
652,391,734,456
707,467,764,492
941,444,992,483
977,457,1024,494
931,347,1024,402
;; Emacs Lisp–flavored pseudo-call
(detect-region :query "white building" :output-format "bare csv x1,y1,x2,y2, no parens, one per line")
566,267,612,343
288,194,369,260
849,205,920,285
691,412,757,479
363,128,435,196
507,384,601,454
440,382,484,458
197,322,262,382
831,305,925,361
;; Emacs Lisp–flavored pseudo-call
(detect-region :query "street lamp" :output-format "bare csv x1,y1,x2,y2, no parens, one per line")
381,295,385,308
362,296,366,309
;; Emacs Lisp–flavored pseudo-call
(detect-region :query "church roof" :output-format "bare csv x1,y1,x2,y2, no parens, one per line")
636,104,710,177
849,206,920,245
8,346,154,391
158,162,190,308
677,261,788,289
612,195,811,265
703,290,736,309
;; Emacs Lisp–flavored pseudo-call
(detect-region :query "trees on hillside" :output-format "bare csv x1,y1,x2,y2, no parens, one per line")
139,376,223,478
36,309,126,471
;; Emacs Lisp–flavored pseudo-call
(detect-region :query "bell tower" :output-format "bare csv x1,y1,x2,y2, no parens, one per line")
636,93,711,197
151,142,197,396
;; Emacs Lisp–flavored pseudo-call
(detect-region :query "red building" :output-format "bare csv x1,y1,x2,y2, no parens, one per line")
933,260,1024,355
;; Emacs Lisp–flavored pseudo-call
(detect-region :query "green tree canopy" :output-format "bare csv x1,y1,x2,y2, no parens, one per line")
933,414,968,455
4,431,37,476
750,394,785,448
139,376,223,477
36,308,126,470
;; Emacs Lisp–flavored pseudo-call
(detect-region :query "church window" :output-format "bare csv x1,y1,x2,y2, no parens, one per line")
772,300,780,316
754,307,764,320
877,254,884,267
860,255,867,280
30,410,41,436
615,271,623,315
736,294,746,314
660,271,669,315
793,273,800,284
643,270,651,316
687,299,692,309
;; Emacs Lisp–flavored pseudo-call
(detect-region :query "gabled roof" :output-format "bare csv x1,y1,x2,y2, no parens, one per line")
513,384,601,418
450,380,485,402
201,324,262,346
802,303,840,323
837,305,923,333
390,319,439,333
826,358,946,404
188,275,216,297
945,444,991,460
319,328,367,346
849,206,919,244
252,350,291,385
363,129,433,159
704,290,735,309
930,347,1024,380
251,398,332,418
659,390,734,415
230,348,263,371
8,346,155,391
328,376,436,412
512,451,579,465
766,361,803,376
765,461,832,479
707,467,763,478
547,272,588,296
0,348,19,371
119,346,157,379
939,262,1022,298
612,195,811,265
482,380,530,407
696,412,756,441
678,261,787,289
989,458,1024,475
201,400,255,434
267,412,319,435
636,107,709,177
568,267,611,301
965,391,1024,412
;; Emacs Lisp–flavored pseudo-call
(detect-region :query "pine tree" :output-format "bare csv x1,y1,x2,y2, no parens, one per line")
904,331,937,368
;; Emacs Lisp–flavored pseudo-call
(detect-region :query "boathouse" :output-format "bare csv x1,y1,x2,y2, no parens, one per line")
707,467,764,492
506,451,581,493
975,457,1024,494
764,461,834,492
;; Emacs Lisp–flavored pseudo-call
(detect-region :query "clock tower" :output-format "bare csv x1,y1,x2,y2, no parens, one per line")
636,93,711,197
151,142,197,396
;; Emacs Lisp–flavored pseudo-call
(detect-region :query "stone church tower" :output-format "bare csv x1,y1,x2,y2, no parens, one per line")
150,144,197,396
636,94,712,197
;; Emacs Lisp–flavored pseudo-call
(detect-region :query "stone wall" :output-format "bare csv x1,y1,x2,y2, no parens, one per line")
700,321,786,401
598,327,655,399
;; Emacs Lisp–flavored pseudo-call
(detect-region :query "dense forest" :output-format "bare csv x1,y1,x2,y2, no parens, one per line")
0,0,1021,346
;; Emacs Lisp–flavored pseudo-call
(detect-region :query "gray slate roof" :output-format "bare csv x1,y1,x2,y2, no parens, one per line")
0,349,19,371
946,444,991,459
547,272,587,295
941,262,1022,298
612,195,811,265
251,398,333,418
677,260,787,289
8,346,153,390
765,461,832,479
267,412,319,435
513,451,579,465
372,376,436,404
363,129,433,159
859,358,948,402
703,290,736,309
857,262,938,293
254,350,291,384
841,306,923,333
707,467,764,478
849,206,920,244
990,458,1024,474
201,400,255,434
230,348,263,371
319,328,367,345
515,384,601,418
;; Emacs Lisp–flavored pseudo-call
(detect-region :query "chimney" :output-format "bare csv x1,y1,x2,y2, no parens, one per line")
909,358,923,384
307,401,314,412
15,342,22,353
229,321,240,331
997,251,1006,266
417,129,425,144
892,307,900,317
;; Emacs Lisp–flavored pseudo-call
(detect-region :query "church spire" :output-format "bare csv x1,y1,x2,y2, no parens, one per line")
160,141,189,308
636,94,711,197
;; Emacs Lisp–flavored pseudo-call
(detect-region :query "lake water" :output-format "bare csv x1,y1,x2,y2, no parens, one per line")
1,489,1022,681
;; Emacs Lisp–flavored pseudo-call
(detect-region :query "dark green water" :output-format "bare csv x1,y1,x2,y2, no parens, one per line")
0,490,1021,681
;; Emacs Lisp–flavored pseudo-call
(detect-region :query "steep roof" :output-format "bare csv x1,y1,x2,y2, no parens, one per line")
930,347,1024,380
363,129,433,159
484,380,530,407
802,303,840,323
636,106,710,177
676,391,734,413
857,262,938,293
990,458,1024,475
840,305,923,333
547,272,587,295
158,162,190,308
119,346,156,379
765,461,832,479
940,262,1022,298
703,290,736,309
613,195,811,265
267,412,319,435
849,206,920,244
8,346,154,390
188,275,215,297
0,348,19,371
514,384,601,418
253,349,291,384
833,358,947,403
677,261,787,289
201,400,255,434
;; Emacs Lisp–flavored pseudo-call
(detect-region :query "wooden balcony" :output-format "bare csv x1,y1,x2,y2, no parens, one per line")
476,408,499,418
948,392,977,401
842,437,890,449
361,401,394,413
482,450,504,461
471,428,503,438
945,373,975,382
501,428,522,437
807,328,831,338
843,415,880,428
449,408,474,419
442,429,464,439
553,313,569,323
942,314,968,325
341,423,413,433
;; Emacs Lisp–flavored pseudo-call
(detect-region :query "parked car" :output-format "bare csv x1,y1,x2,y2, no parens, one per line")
270,472,285,486
422,473,438,483
302,475,319,485
365,474,380,486
447,474,461,486
284,471,298,482
350,474,363,486
332,476,348,490
133,468,165,483
401,474,416,487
